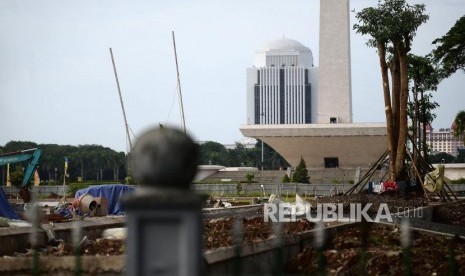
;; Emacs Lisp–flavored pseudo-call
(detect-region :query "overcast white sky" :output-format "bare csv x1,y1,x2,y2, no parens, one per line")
1,0,464,153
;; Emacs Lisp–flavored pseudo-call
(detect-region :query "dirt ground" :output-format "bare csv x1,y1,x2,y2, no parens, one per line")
432,202,465,226
286,223,465,275
309,193,427,214
203,217,313,250
9,194,465,275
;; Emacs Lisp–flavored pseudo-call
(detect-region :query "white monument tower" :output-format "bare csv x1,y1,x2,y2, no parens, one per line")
317,0,352,124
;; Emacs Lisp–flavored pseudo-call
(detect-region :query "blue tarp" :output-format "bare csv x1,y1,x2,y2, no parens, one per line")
0,187,19,219
75,184,135,215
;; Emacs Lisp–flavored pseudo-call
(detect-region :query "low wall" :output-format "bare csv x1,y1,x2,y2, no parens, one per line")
432,163,465,180
2,183,465,198
0,217,125,256
193,183,353,196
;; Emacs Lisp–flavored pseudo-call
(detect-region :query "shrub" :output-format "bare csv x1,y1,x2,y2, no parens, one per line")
292,157,310,184
66,182,91,197
245,172,255,184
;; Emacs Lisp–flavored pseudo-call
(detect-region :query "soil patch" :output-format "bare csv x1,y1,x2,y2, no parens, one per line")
287,223,465,275
432,202,465,226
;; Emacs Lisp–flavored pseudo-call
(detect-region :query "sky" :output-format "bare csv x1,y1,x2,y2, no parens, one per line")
1,0,464,153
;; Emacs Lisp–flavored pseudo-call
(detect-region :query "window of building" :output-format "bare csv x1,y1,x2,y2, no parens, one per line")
324,157,339,168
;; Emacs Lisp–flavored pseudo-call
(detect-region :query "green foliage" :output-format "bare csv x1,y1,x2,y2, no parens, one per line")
408,54,439,93
245,172,254,183
236,183,242,194
197,140,289,170
429,152,455,164
354,0,428,48
4,141,38,152
457,149,465,163
198,141,230,166
432,15,465,78
65,181,125,196
66,182,91,197
354,0,429,181
453,111,465,144
282,174,290,183
125,176,135,184
292,157,310,184
259,141,290,170
450,178,465,184
10,165,24,187
2,141,127,182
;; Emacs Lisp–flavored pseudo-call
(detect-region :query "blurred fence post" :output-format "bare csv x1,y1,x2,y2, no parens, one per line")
123,127,204,276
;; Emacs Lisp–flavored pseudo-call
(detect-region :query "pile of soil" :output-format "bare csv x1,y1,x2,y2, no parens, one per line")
286,223,465,275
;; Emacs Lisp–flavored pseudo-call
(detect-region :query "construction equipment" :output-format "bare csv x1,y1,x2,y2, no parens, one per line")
0,148,42,202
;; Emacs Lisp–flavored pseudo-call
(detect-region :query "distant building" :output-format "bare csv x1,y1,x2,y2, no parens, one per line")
246,38,318,125
426,124,464,157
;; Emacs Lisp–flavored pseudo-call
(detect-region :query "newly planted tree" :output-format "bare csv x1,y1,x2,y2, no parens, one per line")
407,54,439,165
354,0,429,181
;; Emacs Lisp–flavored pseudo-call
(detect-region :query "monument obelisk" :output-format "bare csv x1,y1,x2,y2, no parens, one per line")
318,0,352,124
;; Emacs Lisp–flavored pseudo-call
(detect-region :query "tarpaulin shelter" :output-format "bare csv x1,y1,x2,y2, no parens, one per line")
75,184,135,215
0,187,19,219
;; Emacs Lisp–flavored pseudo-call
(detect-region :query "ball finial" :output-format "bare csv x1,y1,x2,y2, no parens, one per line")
129,127,198,189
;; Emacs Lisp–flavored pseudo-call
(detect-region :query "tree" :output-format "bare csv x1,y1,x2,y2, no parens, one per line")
9,165,24,187
198,141,230,166
245,172,254,184
354,0,429,181
1,141,128,182
9,165,32,203
432,16,465,78
457,149,465,163
292,157,310,184
453,110,465,144
407,54,439,165
428,152,455,164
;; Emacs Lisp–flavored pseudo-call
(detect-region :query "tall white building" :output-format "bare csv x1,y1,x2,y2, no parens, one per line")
246,38,318,125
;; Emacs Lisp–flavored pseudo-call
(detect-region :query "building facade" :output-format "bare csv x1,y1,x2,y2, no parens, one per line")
246,38,318,125
426,126,464,157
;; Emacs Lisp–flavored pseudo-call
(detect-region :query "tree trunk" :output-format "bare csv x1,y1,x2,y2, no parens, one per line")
390,54,401,155
377,43,396,181
80,160,84,179
394,41,409,180
421,90,428,163
412,82,419,172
